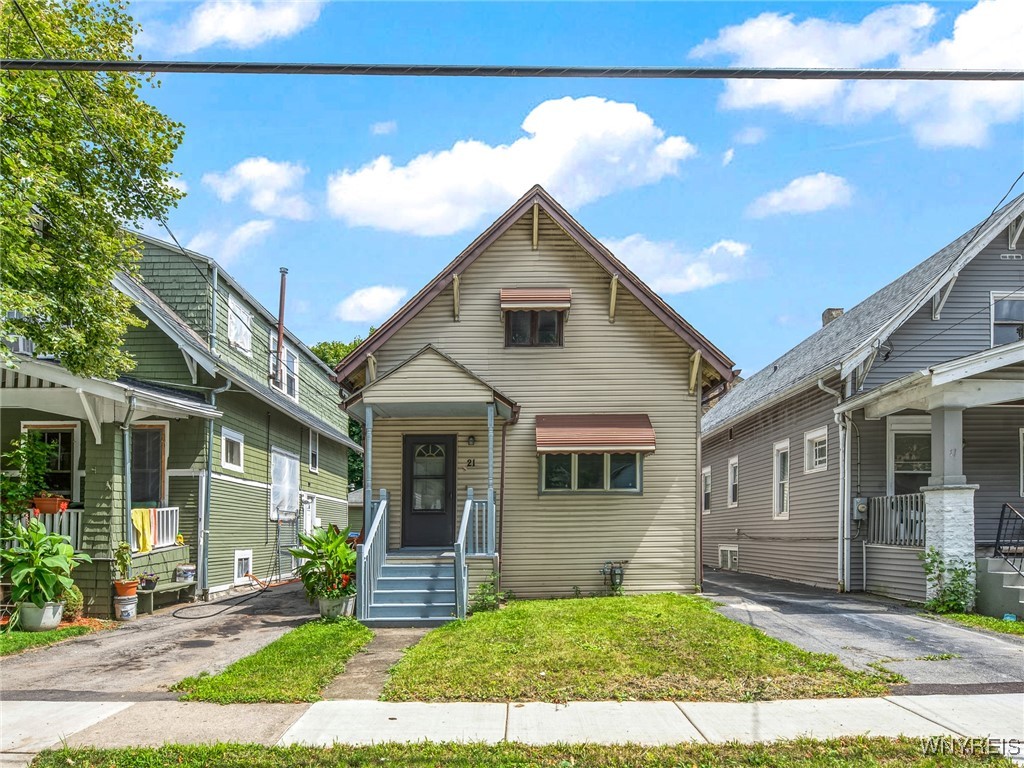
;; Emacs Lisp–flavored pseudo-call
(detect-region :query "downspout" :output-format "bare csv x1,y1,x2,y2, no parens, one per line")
496,405,520,566
121,396,137,551
201,380,233,599
209,264,219,351
818,378,846,592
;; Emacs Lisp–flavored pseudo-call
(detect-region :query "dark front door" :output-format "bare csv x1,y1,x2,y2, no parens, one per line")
402,435,456,547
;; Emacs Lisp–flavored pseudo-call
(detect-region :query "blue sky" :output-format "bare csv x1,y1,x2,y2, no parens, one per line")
128,0,1023,375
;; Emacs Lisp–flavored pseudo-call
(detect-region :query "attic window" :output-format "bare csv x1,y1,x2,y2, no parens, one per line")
992,292,1024,347
227,295,252,354
506,310,563,347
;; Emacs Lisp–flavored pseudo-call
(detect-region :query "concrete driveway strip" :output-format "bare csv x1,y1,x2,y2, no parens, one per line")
1,700,132,752
888,694,1024,739
506,702,704,745
64,701,309,747
677,698,956,743
279,701,508,746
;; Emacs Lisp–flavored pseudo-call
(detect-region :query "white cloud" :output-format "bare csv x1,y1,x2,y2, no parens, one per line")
202,158,312,221
171,0,322,53
371,121,397,136
747,173,853,218
167,177,189,194
602,235,750,294
334,286,408,323
722,148,735,166
327,96,697,236
691,0,1024,147
734,127,767,145
186,219,275,265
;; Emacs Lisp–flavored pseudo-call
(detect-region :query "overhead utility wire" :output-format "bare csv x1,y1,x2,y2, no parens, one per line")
3,59,1023,81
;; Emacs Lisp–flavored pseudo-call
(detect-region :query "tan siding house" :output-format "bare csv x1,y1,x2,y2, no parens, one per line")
336,186,734,626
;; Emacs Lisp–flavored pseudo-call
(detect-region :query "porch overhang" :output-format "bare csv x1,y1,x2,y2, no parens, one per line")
836,340,1024,419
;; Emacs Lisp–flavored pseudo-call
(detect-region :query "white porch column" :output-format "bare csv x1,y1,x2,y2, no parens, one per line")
922,406,976,607
487,402,495,554
363,405,373,535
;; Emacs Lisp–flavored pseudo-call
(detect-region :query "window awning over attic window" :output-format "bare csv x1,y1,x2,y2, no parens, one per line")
500,288,572,311
535,414,656,454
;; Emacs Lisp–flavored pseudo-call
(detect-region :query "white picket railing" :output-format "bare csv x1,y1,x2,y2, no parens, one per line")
4,509,82,551
356,489,388,621
130,506,180,552
454,487,494,619
867,494,926,548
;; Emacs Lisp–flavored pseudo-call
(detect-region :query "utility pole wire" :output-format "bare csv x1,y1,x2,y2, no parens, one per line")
3,59,1024,80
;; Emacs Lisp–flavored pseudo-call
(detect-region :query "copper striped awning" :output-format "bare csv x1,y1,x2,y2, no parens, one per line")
535,414,656,454
499,288,571,310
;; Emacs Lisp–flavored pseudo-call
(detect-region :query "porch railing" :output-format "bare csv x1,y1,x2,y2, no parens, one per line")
454,487,494,619
867,493,926,548
994,503,1024,578
356,489,388,622
3,509,82,551
129,506,180,552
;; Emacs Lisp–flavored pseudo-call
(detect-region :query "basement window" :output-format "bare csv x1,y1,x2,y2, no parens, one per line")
234,549,253,586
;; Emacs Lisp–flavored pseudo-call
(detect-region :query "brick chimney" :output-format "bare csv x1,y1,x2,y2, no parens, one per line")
822,308,844,327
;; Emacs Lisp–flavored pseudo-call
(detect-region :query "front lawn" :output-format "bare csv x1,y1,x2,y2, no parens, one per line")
30,738,1013,767
384,593,890,702
0,619,111,656
934,613,1024,637
171,617,372,703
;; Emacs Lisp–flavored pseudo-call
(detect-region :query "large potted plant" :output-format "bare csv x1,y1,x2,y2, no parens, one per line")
0,518,92,631
289,525,357,618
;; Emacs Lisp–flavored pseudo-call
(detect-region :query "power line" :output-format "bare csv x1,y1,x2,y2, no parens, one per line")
3,59,1023,81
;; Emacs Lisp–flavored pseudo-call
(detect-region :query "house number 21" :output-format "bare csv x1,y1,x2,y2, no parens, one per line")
466,458,476,468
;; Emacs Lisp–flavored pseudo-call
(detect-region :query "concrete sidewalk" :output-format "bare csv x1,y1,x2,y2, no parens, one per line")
2,693,1022,765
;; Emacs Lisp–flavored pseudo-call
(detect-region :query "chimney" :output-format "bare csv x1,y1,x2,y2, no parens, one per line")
822,308,844,327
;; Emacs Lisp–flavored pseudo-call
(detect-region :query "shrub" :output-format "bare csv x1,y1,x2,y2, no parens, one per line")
919,546,977,614
63,584,84,621
469,572,512,614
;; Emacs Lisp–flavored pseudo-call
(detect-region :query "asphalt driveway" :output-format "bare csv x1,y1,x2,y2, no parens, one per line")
0,583,315,702
702,570,1024,694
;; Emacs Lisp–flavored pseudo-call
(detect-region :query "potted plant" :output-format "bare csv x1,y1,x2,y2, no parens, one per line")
0,518,92,631
289,525,357,618
139,571,159,590
0,433,66,517
113,540,138,596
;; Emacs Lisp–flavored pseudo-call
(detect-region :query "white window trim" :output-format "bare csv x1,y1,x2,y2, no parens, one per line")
268,329,300,402
886,415,931,496
221,427,245,473
20,421,83,502
718,544,738,571
772,439,790,520
234,549,253,586
701,465,712,515
991,290,1024,348
227,294,253,356
727,456,739,508
129,420,170,507
309,430,319,474
803,425,829,474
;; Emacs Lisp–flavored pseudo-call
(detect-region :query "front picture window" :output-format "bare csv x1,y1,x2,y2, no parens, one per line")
540,453,641,493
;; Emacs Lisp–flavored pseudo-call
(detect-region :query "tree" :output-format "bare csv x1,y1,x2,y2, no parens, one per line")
311,333,373,489
1,0,184,378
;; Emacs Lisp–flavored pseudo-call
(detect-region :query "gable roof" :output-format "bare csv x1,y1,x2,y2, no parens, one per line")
702,192,1024,437
334,185,735,383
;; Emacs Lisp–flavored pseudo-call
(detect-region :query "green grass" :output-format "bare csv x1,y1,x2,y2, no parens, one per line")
171,617,372,703
384,594,891,702
29,738,1013,768
0,625,95,656
936,613,1024,637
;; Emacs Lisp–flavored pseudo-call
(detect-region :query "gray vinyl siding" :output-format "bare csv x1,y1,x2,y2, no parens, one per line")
863,545,926,602
368,210,703,597
863,229,1024,390
702,380,843,590
967,408,1024,543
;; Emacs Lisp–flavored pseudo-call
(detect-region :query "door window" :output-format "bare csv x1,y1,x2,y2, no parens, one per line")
412,443,446,511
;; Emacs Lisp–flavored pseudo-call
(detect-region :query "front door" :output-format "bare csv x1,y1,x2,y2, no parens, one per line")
402,435,456,547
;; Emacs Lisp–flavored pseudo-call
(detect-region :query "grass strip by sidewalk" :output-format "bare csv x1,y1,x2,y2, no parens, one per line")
384,593,891,702
1,624,97,656
171,617,372,703
934,613,1024,637
31,738,1013,767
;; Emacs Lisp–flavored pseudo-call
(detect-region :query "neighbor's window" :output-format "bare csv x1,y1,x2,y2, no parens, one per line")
993,292,1024,347
227,295,253,354
271,449,300,521
309,430,319,473
541,453,641,492
269,332,299,400
772,439,790,520
23,426,76,500
132,424,166,506
505,310,563,347
888,417,931,496
727,456,739,508
804,426,828,473
701,466,711,514
222,427,244,472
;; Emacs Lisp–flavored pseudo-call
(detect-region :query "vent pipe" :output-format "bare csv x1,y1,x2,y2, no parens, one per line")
822,307,844,327
275,267,288,387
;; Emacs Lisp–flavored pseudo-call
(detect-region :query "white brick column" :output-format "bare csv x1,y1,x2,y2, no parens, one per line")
921,484,978,607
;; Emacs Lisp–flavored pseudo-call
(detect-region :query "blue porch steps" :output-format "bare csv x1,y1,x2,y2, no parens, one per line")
361,555,457,627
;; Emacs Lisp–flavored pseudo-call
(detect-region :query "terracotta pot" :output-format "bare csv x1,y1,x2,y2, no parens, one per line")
32,496,69,514
114,579,139,597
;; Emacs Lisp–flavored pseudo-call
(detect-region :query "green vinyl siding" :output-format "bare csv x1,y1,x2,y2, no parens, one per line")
207,476,273,589
137,243,212,339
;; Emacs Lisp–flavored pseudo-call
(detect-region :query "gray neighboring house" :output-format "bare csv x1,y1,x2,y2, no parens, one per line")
701,194,1024,619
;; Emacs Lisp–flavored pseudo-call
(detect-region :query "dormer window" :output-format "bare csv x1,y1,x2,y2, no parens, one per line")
500,288,570,348
269,331,299,400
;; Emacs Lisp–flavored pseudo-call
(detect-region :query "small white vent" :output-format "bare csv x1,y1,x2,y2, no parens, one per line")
1000,253,1023,261
718,545,739,571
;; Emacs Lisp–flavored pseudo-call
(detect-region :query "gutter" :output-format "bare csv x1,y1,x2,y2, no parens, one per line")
120,396,137,553
200,379,233,599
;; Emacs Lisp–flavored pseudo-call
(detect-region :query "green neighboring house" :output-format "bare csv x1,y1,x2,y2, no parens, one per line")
1,234,360,617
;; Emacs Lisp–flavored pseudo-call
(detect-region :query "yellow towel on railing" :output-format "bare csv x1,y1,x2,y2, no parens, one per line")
131,508,154,553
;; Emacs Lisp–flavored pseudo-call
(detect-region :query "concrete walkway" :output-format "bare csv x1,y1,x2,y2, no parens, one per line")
2,693,1021,764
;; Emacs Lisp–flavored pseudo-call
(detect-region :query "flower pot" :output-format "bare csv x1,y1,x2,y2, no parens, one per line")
32,496,69,514
114,579,139,597
113,595,138,621
140,578,159,590
318,595,355,618
19,601,64,631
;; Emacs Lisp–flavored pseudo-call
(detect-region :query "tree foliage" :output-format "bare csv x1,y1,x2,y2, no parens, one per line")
1,0,184,378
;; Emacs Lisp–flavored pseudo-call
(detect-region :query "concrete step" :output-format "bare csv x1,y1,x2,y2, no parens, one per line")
373,589,456,605
366,601,456,620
